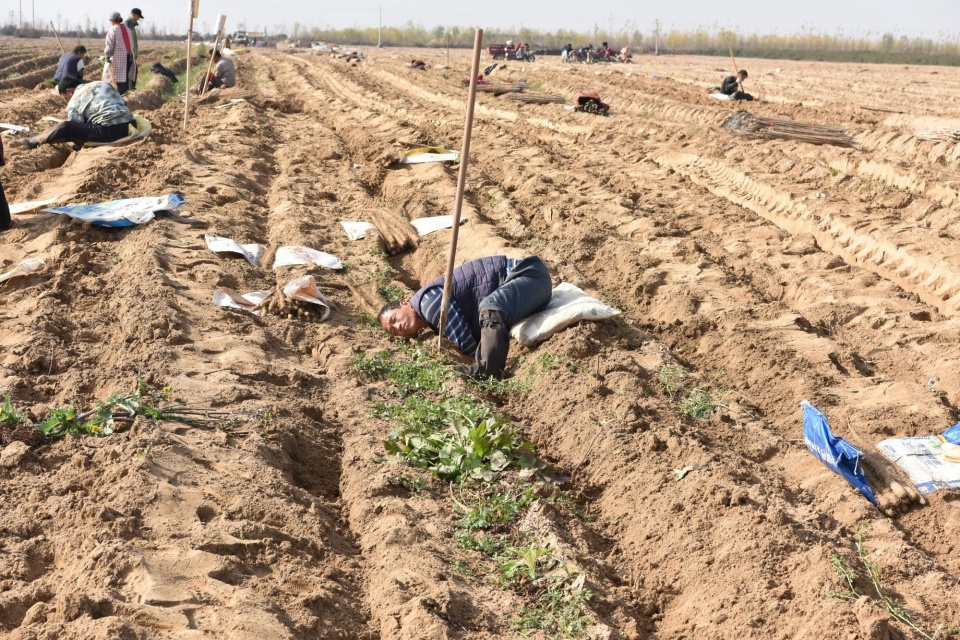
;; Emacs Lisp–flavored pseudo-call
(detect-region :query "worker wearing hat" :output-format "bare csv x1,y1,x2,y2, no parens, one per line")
124,8,143,88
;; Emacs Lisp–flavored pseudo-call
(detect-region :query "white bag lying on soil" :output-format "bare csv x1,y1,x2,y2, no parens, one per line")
339,221,377,241
510,282,620,346
204,234,264,266
410,215,467,237
402,147,460,164
0,258,45,284
273,246,343,270
10,197,60,215
212,288,270,316
282,275,331,321
42,193,184,227
708,93,732,100
876,435,960,495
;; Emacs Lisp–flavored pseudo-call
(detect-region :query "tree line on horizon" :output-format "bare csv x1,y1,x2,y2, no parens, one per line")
4,16,960,66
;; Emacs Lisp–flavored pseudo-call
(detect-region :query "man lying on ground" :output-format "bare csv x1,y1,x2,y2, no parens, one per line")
378,255,552,379
196,50,236,94
19,76,135,150
720,69,753,101
54,45,88,86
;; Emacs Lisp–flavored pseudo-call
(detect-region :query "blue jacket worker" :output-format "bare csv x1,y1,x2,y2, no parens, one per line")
378,255,552,379
54,45,87,85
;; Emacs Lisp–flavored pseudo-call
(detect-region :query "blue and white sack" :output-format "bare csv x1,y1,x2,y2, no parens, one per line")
43,194,184,227
802,400,877,505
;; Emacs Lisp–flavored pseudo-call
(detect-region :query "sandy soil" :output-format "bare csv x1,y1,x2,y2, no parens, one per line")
2,38,960,639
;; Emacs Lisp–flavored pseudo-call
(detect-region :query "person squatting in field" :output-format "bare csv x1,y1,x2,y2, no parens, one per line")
54,45,88,86
20,77,135,150
378,256,553,380
720,69,753,101
196,50,236,94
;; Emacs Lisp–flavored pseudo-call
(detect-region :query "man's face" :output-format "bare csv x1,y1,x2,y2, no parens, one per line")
379,300,420,337
130,15,140,23
61,89,74,102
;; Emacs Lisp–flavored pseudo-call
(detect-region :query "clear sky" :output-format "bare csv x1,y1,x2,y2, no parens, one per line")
7,0,959,40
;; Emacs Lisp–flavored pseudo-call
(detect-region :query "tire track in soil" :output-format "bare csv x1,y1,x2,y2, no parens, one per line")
284,51,960,640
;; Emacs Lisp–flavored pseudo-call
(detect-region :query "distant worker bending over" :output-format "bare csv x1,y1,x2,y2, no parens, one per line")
720,69,753,101
378,255,552,380
20,77,135,149
197,50,236,94
54,45,87,86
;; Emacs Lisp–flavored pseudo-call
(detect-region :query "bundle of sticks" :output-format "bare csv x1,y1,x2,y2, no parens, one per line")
505,93,566,105
914,128,960,143
476,80,527,95
721,111,857,148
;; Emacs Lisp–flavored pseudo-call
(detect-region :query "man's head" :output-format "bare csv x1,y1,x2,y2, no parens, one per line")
378,299,425,337
129,8,143,22
213,50,222,61
73,45,86,56
109,11,122,24
738,69,748,80
58,75,81,99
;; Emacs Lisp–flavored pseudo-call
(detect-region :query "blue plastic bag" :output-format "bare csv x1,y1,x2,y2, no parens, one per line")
43,194,184,228
943,423,960,445
802,400,877,505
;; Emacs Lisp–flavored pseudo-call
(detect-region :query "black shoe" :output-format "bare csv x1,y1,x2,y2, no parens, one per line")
25,137,39,149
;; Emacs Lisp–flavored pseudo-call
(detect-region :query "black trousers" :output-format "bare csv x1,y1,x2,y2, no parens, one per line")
35,120,132,146
0,178,9,231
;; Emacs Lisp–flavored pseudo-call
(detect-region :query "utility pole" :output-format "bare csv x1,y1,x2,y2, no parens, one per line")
378,6,382,48
32,0,35,29
19,0,22,29
654,19,660,55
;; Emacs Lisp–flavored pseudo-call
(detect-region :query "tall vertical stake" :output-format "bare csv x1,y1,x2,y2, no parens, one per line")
378,7,382,48
437,28,483,350
50,21,65,54
184,17,195,129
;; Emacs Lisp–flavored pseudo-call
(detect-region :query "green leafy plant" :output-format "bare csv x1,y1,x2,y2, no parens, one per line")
455,484,537,530
371,264,406,302
680,385,727,420
353,345,449,396
515,573,595,637
499,543,554,583
455,530,510,556
37,373,266,439
658,365,687,401
385,414,531,481
1,393,23,427
391,472,427,493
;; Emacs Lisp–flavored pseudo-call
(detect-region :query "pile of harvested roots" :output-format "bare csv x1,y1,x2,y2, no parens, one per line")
721,111,856,148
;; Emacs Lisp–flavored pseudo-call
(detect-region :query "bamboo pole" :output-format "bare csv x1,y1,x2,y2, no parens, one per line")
726,40,747,94
200,14,227,95
50,21,64,55
437,28,483,349
184,14,195,130
200,33,221,95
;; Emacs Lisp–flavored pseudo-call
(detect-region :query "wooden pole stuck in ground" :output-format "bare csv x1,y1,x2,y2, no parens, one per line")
200,15,226,95
727,40,747,94
50,21,64,55
184,0,199,130
437,28,483,349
